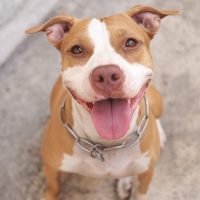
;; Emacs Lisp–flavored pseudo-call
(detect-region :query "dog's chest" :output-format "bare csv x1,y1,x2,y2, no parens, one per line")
60,143,149,178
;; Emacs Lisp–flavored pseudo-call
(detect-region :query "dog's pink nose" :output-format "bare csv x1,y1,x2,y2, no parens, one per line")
90,65,124,95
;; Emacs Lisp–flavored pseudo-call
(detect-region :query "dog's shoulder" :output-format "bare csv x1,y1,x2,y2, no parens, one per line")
146,85,164,118
50,75,63,111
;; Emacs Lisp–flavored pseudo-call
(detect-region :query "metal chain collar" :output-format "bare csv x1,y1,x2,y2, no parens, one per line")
60,95,149,162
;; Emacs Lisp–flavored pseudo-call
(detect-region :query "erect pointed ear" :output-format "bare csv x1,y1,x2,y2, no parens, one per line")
127,5,180,38
25,15,76,49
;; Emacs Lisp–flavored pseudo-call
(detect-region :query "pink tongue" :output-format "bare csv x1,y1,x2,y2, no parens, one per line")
91,99,132,140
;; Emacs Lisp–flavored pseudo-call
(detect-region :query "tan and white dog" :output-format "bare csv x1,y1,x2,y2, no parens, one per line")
26,5,178,200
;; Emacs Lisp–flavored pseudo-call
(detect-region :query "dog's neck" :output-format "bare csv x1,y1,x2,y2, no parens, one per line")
70,97,140,147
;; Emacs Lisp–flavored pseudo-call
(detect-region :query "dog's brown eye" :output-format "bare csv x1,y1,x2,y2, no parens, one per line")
70,45,84,54
125,38,138,48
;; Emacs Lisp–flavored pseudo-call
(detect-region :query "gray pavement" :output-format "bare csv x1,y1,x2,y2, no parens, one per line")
0,0,58,66
0,0,200,200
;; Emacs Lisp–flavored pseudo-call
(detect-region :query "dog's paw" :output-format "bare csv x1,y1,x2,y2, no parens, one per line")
116,177,133,200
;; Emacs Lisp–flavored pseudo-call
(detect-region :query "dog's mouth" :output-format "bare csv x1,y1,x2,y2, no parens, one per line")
67,80,151,140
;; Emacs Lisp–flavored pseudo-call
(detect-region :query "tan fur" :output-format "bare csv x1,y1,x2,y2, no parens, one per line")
130,86,162,198
147,85,163,118
41,77,74,167
41,77,75,199
141,115,161,165
103,14,153,68
137,167,154,195
138,86,162,165
60,19,94,69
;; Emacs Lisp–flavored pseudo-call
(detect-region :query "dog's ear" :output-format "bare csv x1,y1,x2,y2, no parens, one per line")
25,15,76,49
127,5,179,38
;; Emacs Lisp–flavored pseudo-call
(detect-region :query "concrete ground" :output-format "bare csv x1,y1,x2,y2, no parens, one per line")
0,0,200,199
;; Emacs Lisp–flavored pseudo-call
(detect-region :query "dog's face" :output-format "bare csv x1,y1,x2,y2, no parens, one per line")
26,6,178,140
61,15,153,101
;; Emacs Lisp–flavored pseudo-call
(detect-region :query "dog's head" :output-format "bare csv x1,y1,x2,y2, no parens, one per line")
26,5,178,140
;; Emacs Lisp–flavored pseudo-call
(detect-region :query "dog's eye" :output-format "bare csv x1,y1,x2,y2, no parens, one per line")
70,45,84,55
125,38,138,48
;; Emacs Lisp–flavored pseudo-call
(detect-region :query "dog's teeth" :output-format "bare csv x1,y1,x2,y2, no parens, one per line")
128,99,131,104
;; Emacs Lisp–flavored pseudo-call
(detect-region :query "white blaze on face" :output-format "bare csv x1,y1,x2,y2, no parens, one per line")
87,19,116,65
62,18,153,102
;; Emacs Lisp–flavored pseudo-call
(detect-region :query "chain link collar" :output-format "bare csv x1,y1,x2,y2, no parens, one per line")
60,95,149,162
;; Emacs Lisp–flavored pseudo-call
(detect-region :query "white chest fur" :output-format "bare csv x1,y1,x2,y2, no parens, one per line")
60,143,150,178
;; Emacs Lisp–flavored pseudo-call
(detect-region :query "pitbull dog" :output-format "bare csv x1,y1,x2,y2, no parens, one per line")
26,5,178,200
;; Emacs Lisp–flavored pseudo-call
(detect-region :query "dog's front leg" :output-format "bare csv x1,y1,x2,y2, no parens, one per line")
133,167,154,200
116,176,133,199
43,164,60,200
117,167,154,200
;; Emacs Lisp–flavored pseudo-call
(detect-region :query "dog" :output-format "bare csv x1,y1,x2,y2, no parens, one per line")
26,5,178,200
